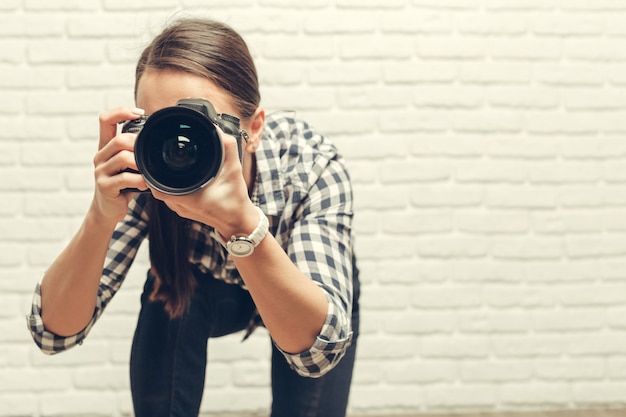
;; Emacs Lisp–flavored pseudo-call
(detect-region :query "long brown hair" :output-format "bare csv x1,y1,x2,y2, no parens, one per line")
135,18,260,317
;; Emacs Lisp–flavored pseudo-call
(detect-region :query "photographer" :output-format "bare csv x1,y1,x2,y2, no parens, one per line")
26,18,359,417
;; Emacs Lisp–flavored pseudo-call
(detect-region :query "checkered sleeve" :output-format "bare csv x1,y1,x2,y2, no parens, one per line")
277,143,355,378
27,195,150,354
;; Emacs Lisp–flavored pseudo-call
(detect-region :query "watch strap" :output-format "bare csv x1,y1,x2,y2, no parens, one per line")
216,206,269,257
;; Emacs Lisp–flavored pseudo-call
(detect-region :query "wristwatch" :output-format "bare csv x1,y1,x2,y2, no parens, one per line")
217,206,269,257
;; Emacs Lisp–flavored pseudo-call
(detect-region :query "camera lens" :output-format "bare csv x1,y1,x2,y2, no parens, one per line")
134,106,224,195
162,135,198,171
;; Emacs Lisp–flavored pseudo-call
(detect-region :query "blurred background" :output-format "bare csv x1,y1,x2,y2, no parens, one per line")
3,0,626,416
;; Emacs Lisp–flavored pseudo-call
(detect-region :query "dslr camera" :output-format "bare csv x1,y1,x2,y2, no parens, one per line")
121,98,249,195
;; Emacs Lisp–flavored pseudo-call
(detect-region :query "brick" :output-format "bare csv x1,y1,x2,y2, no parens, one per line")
500,383,571,406
486,186,557,209
455,161,527,183
569,332,626,356
558,0,626,11
418,36,486,59
385,311,457,334
26,92,104,115
305,12,378,34
0,67,64,89
355,236,416,259
534,358,605,380
493,335,568,357
462,62,531,84
531,309,606,332
233,362,271,387
199,387,270,414
426,384,495,407
338,86,414,109
529,161,601,184
535,64,605,86
458,310,529,333
381,211,453,234
490,38,561,61
456,211,529,234
103,0,184,9
384,63,458,84
380,110,449,132
411,185,484,207
341,36,415,59
421,335,491,358
349,385,423,410
381,160,449,183
360,287,411,310
412,0,480,9
259,0,327,7
531,212,603,234
412,285,483,308
0,394,37,416
561,137,626,159
40,392,117,416
261,86,335,110
452,110,524,132
352,185,410,209
572,382,626,404
382,10,452,34
461,359,533,381
308,63,379,85
486,0,556,9
490,237,563,260
67,66,134,89
0,14,65,37
356,334,420,360
488,86,559,109
413,85,483,108
67,15,148,38
532,15,604,36
25,0,99,10
28,40,105,64
387,359,458,383
456,13,527,35
0,41,25,64
337,0,405,8
565,236,626,258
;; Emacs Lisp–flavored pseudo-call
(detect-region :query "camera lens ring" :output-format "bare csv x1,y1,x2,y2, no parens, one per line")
134,106,224,195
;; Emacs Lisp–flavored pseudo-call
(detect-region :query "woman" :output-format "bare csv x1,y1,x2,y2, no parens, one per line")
27,18,359,417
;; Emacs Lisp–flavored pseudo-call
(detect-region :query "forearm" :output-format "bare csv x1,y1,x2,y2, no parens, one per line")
40,205,118,336
233,234,329,354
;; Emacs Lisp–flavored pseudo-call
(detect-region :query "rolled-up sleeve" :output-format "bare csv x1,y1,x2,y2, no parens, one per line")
278,142,356,377
27,195,149,354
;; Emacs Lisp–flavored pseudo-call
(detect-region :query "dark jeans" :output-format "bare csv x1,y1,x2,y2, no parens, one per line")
130,264,360,417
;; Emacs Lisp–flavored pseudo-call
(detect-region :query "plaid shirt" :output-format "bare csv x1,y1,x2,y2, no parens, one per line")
27,114,355,378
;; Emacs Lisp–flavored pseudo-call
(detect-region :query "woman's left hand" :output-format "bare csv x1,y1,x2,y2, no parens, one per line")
149,127,258,237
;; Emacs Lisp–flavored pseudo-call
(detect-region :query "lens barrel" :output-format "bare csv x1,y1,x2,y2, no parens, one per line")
126,104,224,195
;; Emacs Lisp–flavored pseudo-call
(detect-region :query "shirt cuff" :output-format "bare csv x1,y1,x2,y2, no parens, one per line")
275,297,353,378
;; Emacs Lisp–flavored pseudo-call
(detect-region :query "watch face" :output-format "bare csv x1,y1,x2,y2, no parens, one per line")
228,239,254,257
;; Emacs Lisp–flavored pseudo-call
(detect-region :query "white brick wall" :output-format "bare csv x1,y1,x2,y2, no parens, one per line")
3,0,626,416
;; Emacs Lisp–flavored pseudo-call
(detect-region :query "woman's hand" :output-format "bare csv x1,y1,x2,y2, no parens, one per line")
150,127,258,235
91,107,148,223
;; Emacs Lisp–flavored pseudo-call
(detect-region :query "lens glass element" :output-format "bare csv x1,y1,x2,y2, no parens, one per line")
162,132,198,171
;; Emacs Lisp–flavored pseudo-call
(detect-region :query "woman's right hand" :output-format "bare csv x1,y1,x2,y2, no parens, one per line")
91,107,148,223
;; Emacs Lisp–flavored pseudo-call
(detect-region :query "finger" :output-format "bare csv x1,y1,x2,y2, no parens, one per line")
98,107,145,150
216,126,243,168
93,133,137,170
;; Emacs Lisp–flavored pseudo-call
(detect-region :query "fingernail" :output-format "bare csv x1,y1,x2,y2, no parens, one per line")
132,108,145,115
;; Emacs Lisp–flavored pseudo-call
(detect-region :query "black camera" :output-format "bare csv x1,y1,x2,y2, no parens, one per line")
121,98,248,195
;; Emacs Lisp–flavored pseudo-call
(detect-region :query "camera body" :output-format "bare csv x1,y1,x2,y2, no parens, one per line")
122,98,248,195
